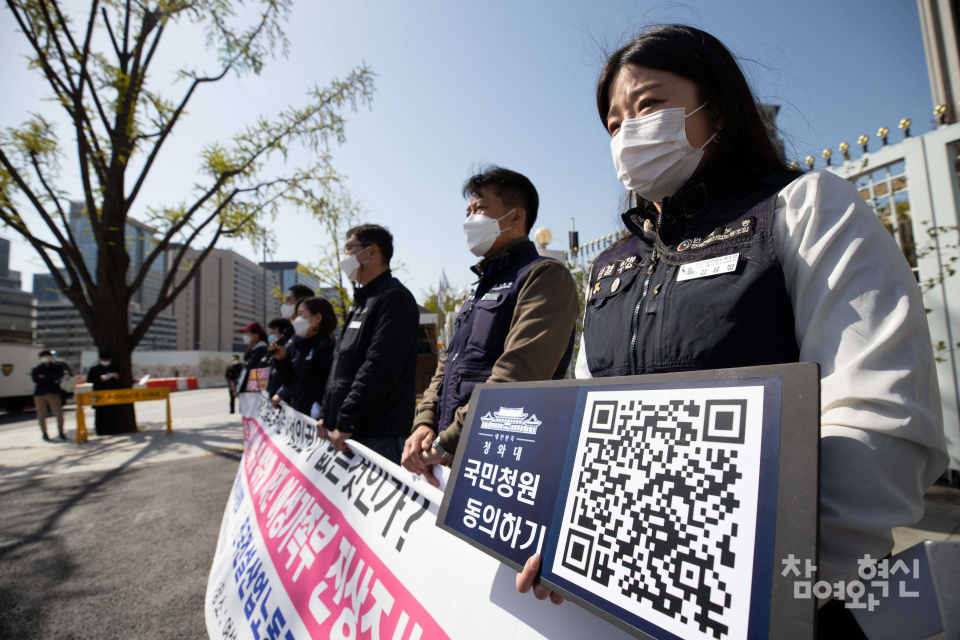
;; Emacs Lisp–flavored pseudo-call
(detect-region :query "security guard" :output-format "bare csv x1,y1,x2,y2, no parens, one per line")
402,166,580,484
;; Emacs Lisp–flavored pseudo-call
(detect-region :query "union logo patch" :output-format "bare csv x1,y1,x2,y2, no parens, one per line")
1,364,12,376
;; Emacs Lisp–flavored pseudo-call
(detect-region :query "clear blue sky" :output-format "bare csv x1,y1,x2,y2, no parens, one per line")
0,0,933,301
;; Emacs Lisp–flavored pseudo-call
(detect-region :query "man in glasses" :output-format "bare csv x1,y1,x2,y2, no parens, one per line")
319,224,419,465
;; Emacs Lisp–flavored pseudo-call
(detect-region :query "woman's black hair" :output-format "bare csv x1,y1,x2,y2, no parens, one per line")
268,317,293,332
300,296,338,337
597,25,793,194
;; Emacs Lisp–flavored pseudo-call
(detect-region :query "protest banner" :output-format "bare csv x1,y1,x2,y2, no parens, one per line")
245,368,272,393
206,392,637,640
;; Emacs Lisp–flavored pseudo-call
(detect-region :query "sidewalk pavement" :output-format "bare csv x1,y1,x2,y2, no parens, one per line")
0,387,243,483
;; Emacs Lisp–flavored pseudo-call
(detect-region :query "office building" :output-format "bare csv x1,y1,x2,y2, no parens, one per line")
32,272,66,302
168,246,280,352
260,261,320,296
0,237,37,344
0,289,37,345
36,302,177,368
0,237,23,290
68,201,168,310
28,204,179,362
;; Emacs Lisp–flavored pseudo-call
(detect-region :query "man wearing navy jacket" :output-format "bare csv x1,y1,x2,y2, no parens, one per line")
401,167,581,484
32,350,66,441
320,224,419,465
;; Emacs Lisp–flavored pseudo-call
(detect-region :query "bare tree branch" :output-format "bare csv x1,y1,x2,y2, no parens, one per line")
26,152,96,290
6,2,74,104
125,3,283,208
0,202,94,326
100,6,122,60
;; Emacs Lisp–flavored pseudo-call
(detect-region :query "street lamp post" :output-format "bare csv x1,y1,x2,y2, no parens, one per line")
262,238,267,328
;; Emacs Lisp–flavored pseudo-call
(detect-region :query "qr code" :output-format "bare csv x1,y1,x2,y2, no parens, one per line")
552,387,765,640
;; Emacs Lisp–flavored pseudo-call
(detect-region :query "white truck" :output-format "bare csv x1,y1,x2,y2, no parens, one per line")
0,344,75,412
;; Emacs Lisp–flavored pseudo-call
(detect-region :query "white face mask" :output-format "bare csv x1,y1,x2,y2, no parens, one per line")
241,334,252,345
463,209,516,257
292,316,311,338
339,246,371,281
610,102,716,203
99,360,111,367
280,303,296,318
40,356,52,364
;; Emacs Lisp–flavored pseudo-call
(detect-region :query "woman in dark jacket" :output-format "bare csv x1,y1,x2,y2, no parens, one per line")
269,297,337,416
237,322,269,394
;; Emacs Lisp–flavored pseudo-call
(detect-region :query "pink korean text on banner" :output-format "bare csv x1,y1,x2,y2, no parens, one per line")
205,392,636,640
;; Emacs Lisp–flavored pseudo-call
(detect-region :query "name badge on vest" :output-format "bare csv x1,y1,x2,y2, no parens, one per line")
348,320,362,329
481,293,501,302
676,253,739,282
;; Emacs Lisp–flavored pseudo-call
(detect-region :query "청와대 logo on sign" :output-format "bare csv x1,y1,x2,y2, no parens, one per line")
480,407,541,435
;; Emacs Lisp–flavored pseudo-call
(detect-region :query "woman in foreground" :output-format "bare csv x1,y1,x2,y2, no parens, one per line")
516,25,947,636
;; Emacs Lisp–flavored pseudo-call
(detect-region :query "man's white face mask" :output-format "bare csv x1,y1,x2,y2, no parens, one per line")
280,303,296,318
610,102,716,203
463,209,516,257
339,245,372,281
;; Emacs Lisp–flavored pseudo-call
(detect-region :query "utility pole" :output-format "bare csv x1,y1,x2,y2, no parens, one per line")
262,239,268,328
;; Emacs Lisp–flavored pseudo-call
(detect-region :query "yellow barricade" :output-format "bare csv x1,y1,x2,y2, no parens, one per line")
75,387,172,443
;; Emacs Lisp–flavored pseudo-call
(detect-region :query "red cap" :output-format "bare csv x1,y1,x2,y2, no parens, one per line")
238,322,264,334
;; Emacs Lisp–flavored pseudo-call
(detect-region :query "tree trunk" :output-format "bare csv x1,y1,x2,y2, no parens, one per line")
93,303,138,434
94,207,138,434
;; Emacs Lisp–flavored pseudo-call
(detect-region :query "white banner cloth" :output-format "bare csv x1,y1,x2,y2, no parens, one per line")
205,393,629,639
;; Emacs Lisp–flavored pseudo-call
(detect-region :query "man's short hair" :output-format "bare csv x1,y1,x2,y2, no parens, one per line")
288,284,314,300
39,350,52,357
268,317,292,332
346,224,394,264
462,166,539,234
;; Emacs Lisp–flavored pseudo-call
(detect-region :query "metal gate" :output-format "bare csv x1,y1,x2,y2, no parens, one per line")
829,122,960,470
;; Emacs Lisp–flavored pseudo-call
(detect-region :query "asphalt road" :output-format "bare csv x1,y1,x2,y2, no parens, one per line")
0,449,240,640
0,388,241,640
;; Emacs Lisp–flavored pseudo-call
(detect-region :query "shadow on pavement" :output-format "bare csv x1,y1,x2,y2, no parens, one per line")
0,451,242,639
0,420,243,483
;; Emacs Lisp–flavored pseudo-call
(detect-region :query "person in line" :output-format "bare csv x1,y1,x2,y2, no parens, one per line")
86,351,121,436
319,224,419,465
269,297,337,417
280,284,315,320
32,350,66,441
401,167,580,484
236,322,269,395
266,317,293,397
514,26,949,636
225,355,243,414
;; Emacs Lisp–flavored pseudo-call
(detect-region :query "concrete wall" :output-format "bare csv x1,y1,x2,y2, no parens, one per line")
81,349,237,378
